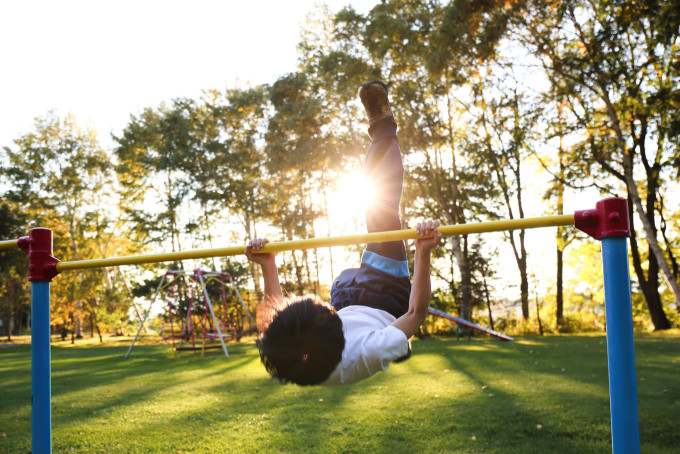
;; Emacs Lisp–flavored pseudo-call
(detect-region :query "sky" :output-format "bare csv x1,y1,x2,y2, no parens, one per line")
0,0,378,149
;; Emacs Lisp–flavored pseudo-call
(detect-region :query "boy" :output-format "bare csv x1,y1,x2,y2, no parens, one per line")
245,81,442,386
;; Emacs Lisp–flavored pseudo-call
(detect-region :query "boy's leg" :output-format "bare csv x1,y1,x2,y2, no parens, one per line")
360,82,406,263
329,82,409,320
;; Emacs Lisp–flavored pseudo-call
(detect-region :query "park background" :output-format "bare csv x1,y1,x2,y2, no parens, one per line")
2,0,679,339
1,1,680,452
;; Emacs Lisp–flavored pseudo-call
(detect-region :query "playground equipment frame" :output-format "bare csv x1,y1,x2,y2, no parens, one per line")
426,307,514,341
124,269,255,359
1,197,639,453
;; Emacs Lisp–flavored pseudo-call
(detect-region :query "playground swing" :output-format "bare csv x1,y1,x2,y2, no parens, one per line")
197,270,257,342
159,271,199,355
126,269,255,359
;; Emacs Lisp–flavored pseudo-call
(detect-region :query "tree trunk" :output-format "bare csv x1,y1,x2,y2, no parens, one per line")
293,252,304,295
645,246,670,330
75,302,84,339
482,276,495,331
458,236,472,334
535,293,544,336
659,204,680,285
443,90,472,323
4,312,12,342
519,231,529,320
556,242,564,328
70,313,75,344
627,199,671,330
555,154,565,328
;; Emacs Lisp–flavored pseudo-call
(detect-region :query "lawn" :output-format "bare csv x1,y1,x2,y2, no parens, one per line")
1,331,679,453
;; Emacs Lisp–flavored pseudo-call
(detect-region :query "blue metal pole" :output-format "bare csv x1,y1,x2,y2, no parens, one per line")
601,236,640,454
31,280,52,454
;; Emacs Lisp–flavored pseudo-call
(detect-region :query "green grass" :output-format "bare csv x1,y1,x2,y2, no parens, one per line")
1,331,679,453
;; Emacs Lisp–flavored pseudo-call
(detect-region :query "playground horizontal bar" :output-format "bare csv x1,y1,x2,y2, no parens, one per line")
55,214,574,272
0,239,19,251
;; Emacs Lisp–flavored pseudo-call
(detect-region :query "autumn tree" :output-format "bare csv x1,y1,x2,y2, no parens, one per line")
430,0,680,329
514,0,680,328
2,112,124,341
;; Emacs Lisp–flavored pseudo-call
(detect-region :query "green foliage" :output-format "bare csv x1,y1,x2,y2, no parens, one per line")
428,289,459,334
1,112,134,341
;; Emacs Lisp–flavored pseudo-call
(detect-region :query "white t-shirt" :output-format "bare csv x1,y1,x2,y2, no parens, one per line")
321,305,409,386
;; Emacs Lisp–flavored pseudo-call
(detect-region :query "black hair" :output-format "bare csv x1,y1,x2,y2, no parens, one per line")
257,295,344,386
360,80,389,92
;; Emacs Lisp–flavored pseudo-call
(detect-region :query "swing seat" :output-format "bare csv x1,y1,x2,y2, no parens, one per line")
160,325,193,344
175,345,224,352
206,331,234,340
204,323,236,341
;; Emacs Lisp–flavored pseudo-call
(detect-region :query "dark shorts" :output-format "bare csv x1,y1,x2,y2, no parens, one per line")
330,252,411,319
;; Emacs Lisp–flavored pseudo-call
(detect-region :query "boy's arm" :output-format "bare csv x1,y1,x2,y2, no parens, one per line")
392,220,442,338
245,238,283,303
260,259,284,302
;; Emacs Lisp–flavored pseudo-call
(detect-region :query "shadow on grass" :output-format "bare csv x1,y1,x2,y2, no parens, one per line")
0,343,259,434
1,333,679,453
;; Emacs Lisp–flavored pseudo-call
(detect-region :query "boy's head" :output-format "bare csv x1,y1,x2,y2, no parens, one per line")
257,295,344,386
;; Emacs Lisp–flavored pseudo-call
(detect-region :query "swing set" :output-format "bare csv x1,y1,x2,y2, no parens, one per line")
125,269,255,359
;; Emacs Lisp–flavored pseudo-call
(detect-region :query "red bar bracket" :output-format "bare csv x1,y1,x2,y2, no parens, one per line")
25,228,60,282
17,236,30,253
574,197,630,239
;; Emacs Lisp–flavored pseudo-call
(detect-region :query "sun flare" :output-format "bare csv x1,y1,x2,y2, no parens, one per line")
327,172,376,234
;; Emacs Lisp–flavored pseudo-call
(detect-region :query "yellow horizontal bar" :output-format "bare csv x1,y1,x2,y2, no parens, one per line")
55,214,575,272
0,239,19,251
57,245,247,271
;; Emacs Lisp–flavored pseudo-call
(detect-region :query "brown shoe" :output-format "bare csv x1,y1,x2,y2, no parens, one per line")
358,81,393,125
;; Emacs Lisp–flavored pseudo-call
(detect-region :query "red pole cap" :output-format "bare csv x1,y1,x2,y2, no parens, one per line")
27,227,60,282
574,197,630,240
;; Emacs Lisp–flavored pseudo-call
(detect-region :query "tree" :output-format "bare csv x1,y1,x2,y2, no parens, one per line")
2,112,121,341
539,97,579,329
429,0,679,329
468,67,540,320
0,204,29,341
193,87,270,301
264,72,341,294
515,0,679,328
115,100,198,253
